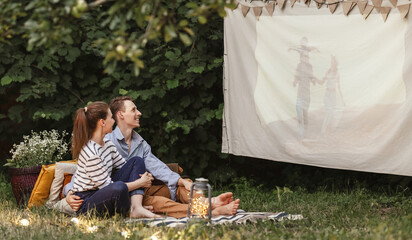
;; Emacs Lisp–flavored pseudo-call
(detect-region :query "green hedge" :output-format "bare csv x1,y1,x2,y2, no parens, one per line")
0,1,231,181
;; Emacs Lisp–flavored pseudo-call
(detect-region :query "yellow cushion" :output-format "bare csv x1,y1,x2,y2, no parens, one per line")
27,160,77,209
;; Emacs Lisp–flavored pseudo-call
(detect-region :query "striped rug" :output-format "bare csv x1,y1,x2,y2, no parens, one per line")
126,210,304,227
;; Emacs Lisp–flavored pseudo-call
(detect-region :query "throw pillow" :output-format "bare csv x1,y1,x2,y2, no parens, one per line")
46,162,77,205
27,164,56,208
59,173,73,200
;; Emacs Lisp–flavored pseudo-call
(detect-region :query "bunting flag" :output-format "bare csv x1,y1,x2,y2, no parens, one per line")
265,2,276,16
234,0,240,10
253,7,263,20
342,1,356,16
241,5,250,17
357,0,368,14
234,0,404,21
371,0,383,8
224,4,412,177
397,3,411,19
328,1,340,14
377,6,391,22
363,5,374,19
277,0,286,9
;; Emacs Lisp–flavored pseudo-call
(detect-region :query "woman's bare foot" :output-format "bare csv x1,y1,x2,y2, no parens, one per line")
211,192,234,209
212,199,240,216
130,206,161,218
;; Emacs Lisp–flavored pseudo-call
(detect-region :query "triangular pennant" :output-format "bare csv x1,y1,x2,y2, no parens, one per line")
316,2,324,9
377,6,391,22
253,7,263,20
397,4,411,18
305,0,311,7
363,5,374,19
349,1,357,12
342,1,355,16
265,2,275,16
241,5,250,17
234,1,240,10
277,0,286,9
328,2,340,14
389,0,398,7
371,0,382,8
357,0,368,14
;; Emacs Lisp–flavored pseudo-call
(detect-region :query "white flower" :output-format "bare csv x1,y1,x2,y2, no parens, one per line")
9,130,69,168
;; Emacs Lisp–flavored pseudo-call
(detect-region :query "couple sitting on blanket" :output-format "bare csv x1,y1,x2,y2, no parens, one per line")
63,96,240,218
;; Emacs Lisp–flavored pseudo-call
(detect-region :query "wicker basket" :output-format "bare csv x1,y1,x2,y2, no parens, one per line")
9,165,42,206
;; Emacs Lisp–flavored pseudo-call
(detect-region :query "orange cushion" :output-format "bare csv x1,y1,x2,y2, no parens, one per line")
59,173,73,200
27,160,77,209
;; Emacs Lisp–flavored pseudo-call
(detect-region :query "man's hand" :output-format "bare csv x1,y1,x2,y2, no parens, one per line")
178,178,193,192
137,171,154,188
66,191,83,211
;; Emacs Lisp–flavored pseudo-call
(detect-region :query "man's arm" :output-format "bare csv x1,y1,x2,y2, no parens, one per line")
142,142,181,201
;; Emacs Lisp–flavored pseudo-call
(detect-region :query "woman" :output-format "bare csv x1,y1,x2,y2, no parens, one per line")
319,56,345,134
69,101,160,218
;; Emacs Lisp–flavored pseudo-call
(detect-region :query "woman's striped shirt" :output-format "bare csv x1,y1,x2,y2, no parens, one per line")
72,139,126,193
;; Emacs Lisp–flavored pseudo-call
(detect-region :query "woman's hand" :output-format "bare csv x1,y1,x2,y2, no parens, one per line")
66,191,83,211
137,171,154,188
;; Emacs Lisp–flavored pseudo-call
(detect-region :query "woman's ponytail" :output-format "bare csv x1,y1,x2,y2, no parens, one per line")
72,102,109,159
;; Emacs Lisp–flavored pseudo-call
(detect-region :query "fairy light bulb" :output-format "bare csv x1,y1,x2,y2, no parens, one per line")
71,217,80,225
20,219,29,226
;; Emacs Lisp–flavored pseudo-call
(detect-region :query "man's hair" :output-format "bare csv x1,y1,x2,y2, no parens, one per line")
109,96,134,122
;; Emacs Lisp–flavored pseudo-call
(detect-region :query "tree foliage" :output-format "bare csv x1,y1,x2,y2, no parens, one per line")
0,0,236,180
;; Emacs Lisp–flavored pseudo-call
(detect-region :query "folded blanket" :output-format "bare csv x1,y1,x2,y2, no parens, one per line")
126,210,304,227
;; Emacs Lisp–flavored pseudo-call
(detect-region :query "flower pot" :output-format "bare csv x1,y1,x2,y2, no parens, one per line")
8,165,42,207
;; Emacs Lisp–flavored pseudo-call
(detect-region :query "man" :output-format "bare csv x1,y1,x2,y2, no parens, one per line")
65,96,239,218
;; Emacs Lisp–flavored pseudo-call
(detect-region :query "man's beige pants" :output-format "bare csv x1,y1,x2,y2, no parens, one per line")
143,184,192,218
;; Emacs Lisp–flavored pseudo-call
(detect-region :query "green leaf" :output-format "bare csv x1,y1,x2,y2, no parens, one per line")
198,16,207,24
166,79,179,89
1,76,12,86
8,105,24,123
187,66,204,73
180,95,191,108
179,33,192,46
66,46,81,63
165,51,176,61
119,89,128,95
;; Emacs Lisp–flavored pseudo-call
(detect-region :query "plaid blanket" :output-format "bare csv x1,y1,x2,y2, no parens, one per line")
126,210,304,227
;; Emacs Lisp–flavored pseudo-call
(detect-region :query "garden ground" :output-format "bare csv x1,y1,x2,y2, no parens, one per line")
0,174,410,239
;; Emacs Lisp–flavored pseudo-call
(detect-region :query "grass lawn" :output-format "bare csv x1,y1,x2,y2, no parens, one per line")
0,174,411,239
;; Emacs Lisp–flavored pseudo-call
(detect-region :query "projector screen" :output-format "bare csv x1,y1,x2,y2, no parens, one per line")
222,1,412,176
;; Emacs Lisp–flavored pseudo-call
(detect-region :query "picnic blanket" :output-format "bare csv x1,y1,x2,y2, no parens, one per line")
126,210,304,227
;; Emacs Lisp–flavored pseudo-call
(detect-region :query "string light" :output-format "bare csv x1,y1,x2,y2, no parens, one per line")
121,231,129,238
71,217,80,225
19,219,29,226
150,231,160,240
190,197,209,218
87,226,98,233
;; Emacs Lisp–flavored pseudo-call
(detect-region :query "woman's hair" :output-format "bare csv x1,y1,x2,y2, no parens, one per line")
72,101,109,159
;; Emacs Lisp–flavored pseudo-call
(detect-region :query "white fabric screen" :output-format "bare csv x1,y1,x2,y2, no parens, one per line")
222,2,412,176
